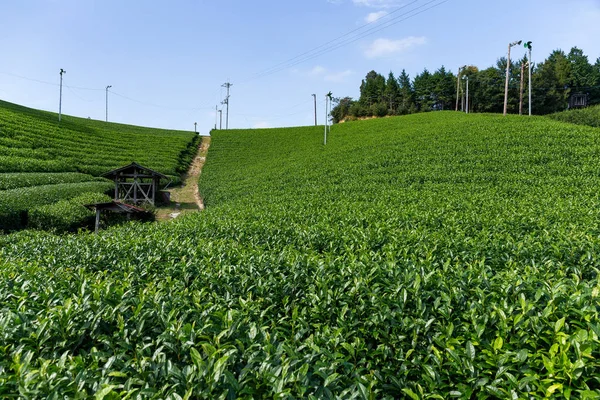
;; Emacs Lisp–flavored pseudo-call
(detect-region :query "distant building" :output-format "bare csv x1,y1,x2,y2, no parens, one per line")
569,93,589,109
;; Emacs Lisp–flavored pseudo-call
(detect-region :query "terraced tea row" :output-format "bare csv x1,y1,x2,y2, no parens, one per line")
0,100,199,231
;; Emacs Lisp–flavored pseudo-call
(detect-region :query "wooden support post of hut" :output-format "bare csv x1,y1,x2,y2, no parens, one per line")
101,162,170,205
85,201,148,233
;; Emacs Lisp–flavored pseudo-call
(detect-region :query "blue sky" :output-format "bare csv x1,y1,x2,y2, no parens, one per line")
1,0,599,133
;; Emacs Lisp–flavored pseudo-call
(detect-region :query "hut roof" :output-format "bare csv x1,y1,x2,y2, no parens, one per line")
101,162,169,180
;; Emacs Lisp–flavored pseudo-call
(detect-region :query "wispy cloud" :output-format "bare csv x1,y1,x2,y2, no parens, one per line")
310,66,327,76
304,66,354,83
365,11,388,23
364,36,426,58
325,70,353,82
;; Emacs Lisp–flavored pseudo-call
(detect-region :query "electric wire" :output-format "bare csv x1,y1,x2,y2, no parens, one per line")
241,0,449,84
247,0,421,81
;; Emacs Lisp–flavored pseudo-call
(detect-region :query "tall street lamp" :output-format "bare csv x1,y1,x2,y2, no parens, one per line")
105,85,112,122
504,40,522,116
59,69,66,122
525,41,533,116
312,94,317,126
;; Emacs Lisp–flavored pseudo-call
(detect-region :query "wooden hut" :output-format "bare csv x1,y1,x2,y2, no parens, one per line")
102,162,170,205
569,93,589,109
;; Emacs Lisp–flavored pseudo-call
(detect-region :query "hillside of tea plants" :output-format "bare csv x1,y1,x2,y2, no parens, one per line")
3,112,600,398
549,104,600,128
0,100,199,231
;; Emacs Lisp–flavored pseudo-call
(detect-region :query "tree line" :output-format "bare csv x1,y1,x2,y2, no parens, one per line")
331,47,600,123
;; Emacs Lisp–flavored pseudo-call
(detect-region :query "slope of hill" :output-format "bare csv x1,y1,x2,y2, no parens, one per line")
548,104,600,128
0,100,199,231
2,113,600,397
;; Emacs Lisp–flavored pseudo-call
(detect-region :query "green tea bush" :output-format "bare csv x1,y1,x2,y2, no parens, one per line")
3,113,600,397
0,181,113,231
548,105,600,128
0,172,104,190
29,192,112,232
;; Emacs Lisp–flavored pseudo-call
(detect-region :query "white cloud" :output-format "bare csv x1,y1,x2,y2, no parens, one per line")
324,70,353,82
365,11,388,23
305,66,353,83
310,66,327,76
353,0,403,8
364,36,427,58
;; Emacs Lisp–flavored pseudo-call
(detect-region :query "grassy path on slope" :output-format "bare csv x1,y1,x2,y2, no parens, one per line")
156,136,210,221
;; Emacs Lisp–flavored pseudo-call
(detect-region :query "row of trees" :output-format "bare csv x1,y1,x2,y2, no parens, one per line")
331,47,600,123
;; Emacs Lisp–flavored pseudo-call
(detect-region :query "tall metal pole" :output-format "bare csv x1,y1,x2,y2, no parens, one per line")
528,46,532,116
312,94,317,126
455,65,466,112
219,110,222,130
105,85,112,122
504,40,522,116
455,67,461,112
222,82,232,130
466,76,469,114
59,69,66,122
215,105,218,130
324,94,328,145
519,62,525,115
194,122,197,133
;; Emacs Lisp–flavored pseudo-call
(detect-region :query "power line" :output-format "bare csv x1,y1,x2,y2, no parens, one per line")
247,0,421,81
241,0,449,84
1,70,218,112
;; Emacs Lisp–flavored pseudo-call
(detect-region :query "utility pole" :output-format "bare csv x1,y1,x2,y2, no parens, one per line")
215,105,218,130
465,76,469,114
218,110,222,130
59,68,66,122
324,92,332,145
525,41,533,116
194,122,197,133
313,93,318,126
504,40,522,116
222,81,232,129
455,65,466,111
519,62,525,115
105,85,112,122
324,93,328,145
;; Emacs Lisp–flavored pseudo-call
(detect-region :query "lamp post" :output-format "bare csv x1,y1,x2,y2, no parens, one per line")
105,85,112,122
455,65,466,111
465,75,469,114
59,69,66,122
324,91,332,145
312,94,317,126
504,40,522,116
525,41,533,116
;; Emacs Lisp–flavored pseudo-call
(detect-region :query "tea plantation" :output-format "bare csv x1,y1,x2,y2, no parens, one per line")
2,112,600,398
549,104,600,128
0,100,199,231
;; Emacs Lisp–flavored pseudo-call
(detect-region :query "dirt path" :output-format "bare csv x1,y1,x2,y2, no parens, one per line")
155,136,210,221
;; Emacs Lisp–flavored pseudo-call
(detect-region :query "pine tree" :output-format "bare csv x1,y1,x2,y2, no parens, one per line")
384,72,401,114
